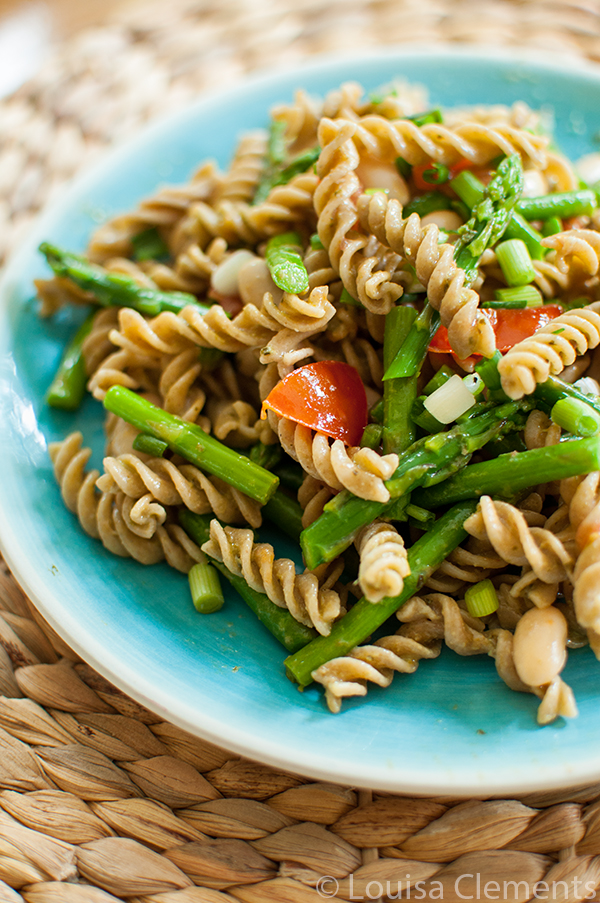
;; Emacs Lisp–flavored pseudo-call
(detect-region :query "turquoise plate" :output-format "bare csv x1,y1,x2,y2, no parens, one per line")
2,48,600,795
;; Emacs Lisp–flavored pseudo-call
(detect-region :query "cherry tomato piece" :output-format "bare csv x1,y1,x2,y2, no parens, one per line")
429,305,564,358
261,361,368,446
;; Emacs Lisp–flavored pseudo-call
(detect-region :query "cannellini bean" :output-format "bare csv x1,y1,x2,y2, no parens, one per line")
356,159,410,205
237,256,282,306
577,152,600,187
211,249,256,296
513,606,568,688
420,210,463,232
522,168,549,198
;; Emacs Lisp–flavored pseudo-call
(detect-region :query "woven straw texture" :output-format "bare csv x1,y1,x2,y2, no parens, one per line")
3,0,600,899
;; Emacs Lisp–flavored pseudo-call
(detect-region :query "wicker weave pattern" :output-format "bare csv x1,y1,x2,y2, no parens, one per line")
3,0,600,897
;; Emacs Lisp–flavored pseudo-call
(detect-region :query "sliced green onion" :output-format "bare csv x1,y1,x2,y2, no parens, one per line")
462,373,484,397
361,423,383,449
551,397,600,437
451,171,485,209
423,374,476,424
131,227,169,261
339,287,361,306
423,366,454,396
422,163,450,185
310,233,324,250
395,156,412,178
408,109,443,126
132,434,169,457
542,216,563,237
189,561,225,613
484,285,543,309
364,187,389,195
465,579,499,617
265,231,309,294
495,239,536,286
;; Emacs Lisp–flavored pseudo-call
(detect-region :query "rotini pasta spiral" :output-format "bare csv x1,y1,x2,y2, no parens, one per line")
498,303,600,398
48,433,202,572
219,131,268,203
463,496,574,588
542,229,600,279
276,416,398,503
201,519,344,635
96,452,263,529
562,471,600,639
355,521,410,603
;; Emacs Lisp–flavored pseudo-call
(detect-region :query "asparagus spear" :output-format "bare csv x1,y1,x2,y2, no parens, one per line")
103,386,278,505
300,399,531,569
46,310,96,410
179,510,316,652
384,155,524,380
453,154,524,278
285,499,477,686
40,243,211,317
412,435,600,509
382,306,418,454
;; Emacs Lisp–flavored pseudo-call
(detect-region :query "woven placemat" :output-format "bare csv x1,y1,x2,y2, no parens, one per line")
3,1,600,899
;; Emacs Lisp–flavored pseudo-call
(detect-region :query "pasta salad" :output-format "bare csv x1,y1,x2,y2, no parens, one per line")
37,79,600,723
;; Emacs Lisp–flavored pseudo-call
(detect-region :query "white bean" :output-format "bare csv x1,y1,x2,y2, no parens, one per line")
522,168,549,198
356,160,410,205
211,249,256,296
420,210,463,232
513,606,568,688
237,256,281,306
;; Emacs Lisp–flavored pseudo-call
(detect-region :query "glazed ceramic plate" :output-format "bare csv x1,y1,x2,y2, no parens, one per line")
2,48,600,796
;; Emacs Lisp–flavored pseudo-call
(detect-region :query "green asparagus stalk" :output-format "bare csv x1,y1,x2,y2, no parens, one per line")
40,243,210,317
179,510,317,653
412,435,600,509
131,226,170,261
253,115,319,204
516,189,596,221
286,499,477,686
384,155,524,381
103,386,278,504
382,306,418,453
249,441,282,470
453,154,524,278
264,232,309,294
188,561,225,613
262,490,304,542
46,310,95,410
300,399,530,569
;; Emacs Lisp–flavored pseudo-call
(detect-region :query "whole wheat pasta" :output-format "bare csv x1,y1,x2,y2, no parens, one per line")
201,520,344,636
37,77,600,723
97,452,263,529
464,496,575,586
219,131,268,204
355,521,410,603
498,304,600,398
48,433,201,571
276,417,398,502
